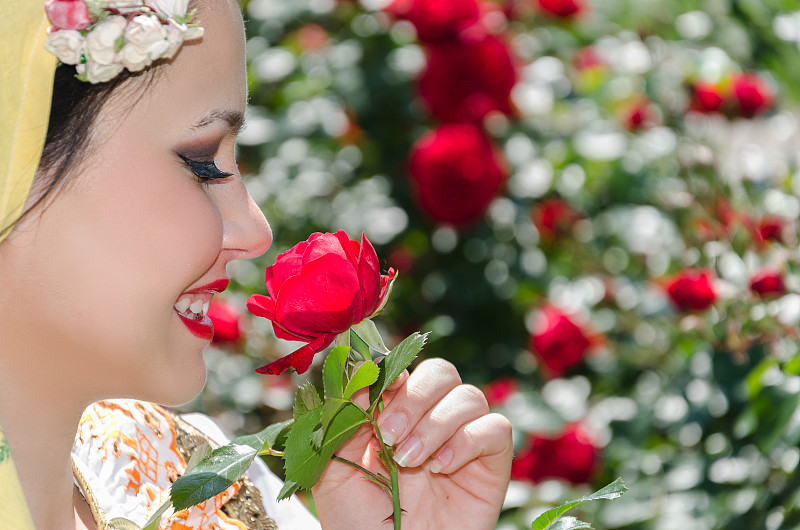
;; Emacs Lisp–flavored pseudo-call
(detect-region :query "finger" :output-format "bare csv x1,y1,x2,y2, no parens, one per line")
392,383,489,469
426,413,513,477
375,358,462,447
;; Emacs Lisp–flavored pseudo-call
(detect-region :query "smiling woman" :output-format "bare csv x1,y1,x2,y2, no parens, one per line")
0,0,512,528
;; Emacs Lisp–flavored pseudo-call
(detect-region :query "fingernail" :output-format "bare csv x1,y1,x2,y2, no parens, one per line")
428,447,453,474
393,437,422,468
379,414,406,446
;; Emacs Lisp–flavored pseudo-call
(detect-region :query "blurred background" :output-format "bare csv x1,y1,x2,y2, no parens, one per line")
179,0,800,527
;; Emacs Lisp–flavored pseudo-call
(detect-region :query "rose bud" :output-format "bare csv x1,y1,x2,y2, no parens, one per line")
482,377,518,407
388,0,481,43
409,123,506,226
531,198,581,243
511,424,597,484
418,34,517,124
535,0,586,18
45,0,91,31
665,269,717,312
731,72,773,118
207,299,242,345
247,231,395,375
529,306,594,377
750,268,786,298
689,82,724,114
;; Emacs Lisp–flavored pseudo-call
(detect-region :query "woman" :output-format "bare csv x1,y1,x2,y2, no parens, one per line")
0,0,513,528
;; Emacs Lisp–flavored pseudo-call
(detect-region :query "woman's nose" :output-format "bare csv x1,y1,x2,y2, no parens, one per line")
220,183,272,260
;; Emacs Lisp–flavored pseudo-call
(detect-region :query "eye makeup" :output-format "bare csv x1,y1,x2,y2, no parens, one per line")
178,153,233,182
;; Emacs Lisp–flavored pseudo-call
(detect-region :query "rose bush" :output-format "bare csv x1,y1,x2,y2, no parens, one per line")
418,34,517,123
409,123,505,226
247,230,395,375
664,269,717,312
529,306,595,377
510,424,597,485
388,0,480,43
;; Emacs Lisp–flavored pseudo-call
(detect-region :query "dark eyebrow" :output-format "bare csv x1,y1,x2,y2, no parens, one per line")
191,109,246,135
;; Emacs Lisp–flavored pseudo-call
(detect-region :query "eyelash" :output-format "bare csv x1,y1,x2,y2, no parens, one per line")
179,154,233,183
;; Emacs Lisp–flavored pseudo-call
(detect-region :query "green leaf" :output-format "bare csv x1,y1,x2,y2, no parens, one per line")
258,419,294,454
344,360,380,400
170,427,279,511
107,518,143,530
276,479,301,502
549,517,593,530
369,332,428,406
284,404,367,490
531,478,627,530
142,499,173,530
323,345,349,401
351,319,389,354
294,383,322,420
185,442,213,472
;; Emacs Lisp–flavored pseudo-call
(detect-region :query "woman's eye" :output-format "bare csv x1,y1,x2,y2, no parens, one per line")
179,154,233,182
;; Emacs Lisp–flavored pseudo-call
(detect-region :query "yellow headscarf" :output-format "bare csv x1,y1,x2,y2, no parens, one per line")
0,1,56,243
0,2,55,527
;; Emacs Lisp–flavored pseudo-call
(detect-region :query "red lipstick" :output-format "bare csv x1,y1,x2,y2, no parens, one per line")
185,279,230,294
177,312,214,341
174,278,229,341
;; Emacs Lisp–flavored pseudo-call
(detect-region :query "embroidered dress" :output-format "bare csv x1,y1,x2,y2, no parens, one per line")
72,399,320,530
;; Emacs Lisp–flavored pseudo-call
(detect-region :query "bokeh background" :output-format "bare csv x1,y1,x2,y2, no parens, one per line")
179,0,800,527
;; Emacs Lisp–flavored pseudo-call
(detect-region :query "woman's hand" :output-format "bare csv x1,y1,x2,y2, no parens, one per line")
312,358,513,529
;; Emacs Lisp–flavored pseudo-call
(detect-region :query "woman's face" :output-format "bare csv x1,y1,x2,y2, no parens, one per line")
0,0,270,406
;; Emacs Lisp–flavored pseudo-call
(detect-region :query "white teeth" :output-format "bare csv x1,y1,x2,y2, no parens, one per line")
175,298,191,313
202,302,209,316
190,300,204,314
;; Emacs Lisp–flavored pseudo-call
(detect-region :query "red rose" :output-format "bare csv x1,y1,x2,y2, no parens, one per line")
529,306,593,377
572,46,605,71
731,73,773,118
45,0,91,31
665,269,717,312
511,424,597,484
207,299,242,344
690,82,725,114
247,231,395,375
623,98,658,131
535,0,586,18
483,377,518,407
418,34,517,123
750,269,786,298
388,0,481,43
409,124,505,226
754,215,790,244
531,198,581,242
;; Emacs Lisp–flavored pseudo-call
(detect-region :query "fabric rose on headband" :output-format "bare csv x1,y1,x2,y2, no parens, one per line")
43,0,203,83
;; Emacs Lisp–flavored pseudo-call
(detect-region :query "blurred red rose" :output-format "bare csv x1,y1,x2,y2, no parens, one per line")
248,231,395,374
573,46,605,71
531,198,581,243
409,124,506,226
483,377,519,407
750,269,786,298
752,215,792,246
388,0,481,43
731,72,773,118
46,0,91,31
535,0,586,17
293,23,330,52
690,82,725,114
207,299,242,344
529,306,593,377
665,269,717,312
418,34,517,123
511,424,597,484
623,97,659,131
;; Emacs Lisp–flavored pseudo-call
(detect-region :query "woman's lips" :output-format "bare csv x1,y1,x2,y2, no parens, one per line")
174,278,229,340
176,311,214,341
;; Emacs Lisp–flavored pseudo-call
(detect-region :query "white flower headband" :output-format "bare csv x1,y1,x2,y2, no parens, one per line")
43,0,204,83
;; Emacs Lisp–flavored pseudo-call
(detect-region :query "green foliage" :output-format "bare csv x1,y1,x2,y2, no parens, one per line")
531,479,628,530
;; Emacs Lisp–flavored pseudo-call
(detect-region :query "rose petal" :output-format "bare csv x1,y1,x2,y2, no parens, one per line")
274,254,361,336
246,294,276,320
255,334,333,375
357,233,382,319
